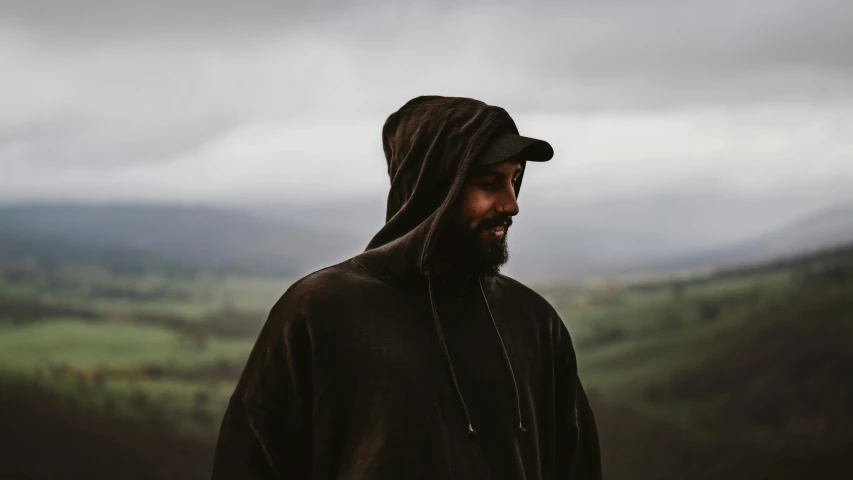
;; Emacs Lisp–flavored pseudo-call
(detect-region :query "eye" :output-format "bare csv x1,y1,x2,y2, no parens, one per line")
477,177,499,188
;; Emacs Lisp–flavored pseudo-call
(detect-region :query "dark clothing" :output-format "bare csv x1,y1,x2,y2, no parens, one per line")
212,96,602,479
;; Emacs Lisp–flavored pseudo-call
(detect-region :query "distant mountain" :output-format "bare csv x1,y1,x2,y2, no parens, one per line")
0,205,363,277
3,201,852,280
646,204,853,273
0,218,182,275
258,193,853,280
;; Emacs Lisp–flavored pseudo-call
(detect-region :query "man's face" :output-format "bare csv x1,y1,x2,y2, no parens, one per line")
440,159,523,276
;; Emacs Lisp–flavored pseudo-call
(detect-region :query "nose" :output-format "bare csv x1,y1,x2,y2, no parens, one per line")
497,186,520,217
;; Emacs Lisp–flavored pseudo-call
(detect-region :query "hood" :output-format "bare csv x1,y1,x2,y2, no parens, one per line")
355,95,528,284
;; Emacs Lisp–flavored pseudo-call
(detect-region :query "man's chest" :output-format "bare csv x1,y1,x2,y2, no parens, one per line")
311,293,545,402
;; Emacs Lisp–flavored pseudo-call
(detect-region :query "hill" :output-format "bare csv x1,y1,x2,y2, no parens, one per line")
265,198,853,279
0,246,853,480
582,243,853,479
2,200,853,280
649,204,853,273
0,204,362,277
0,379,214,480
1,236,851,478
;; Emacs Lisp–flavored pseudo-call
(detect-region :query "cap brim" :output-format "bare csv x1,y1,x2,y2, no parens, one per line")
478,133,554,166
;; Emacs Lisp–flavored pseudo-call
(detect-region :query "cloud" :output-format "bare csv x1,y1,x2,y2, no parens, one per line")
0,0,851,206
4,102,851,209
1,115,241,169
0,0,362,40
4,0,851,113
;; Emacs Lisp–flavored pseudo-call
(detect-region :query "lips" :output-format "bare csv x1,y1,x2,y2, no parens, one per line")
483,224,508,238
479,218,512,239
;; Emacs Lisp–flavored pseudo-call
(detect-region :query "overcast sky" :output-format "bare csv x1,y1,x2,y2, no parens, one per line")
2,0,852,214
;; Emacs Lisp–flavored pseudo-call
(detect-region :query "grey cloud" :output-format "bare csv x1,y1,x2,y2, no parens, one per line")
292,0,853,112
519,0,853,109
541,0,853,75
1,0,851,198
3,0,851,114
0,0,360,41
1,114,241,168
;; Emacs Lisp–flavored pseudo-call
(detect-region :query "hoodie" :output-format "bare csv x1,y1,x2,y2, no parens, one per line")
211,96,602,479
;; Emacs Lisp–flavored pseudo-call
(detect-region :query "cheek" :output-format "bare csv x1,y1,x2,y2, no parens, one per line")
458,190,493,228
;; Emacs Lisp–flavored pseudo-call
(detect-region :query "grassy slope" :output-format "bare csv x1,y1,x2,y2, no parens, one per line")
0,269,283,441
0,265,290,319
578,269,853,479
1,245,851,479
0,321,254,371
0,379,214,480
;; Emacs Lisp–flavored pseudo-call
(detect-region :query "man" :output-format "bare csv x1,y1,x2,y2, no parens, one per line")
212,96,602,479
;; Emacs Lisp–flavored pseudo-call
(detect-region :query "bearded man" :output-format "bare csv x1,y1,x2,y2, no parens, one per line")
212,96,602,479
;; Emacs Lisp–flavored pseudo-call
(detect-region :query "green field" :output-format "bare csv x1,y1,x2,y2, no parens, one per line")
1,245,852,479
0,264,292,440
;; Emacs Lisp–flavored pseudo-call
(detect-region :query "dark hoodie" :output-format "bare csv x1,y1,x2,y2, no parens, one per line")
211,96,602,479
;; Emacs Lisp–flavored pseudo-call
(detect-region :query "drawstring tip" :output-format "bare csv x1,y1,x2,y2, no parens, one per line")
467,424,478,438
516,422,527,434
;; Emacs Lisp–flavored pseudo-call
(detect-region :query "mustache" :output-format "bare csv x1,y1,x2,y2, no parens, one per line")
477,216,513,232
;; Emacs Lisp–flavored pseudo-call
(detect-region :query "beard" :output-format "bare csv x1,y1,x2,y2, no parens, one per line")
434,213,512,278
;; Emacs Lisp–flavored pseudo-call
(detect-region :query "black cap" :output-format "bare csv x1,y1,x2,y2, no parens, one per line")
478,133,554,166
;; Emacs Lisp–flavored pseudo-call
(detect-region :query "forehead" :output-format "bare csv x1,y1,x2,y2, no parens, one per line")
468,159,524,177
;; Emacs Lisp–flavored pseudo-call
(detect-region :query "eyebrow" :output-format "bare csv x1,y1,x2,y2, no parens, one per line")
470,165,523,178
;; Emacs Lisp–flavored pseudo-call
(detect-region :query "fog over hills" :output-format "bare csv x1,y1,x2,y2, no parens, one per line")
3,194,853,281
0,204,362,277
255,186,853,280
649,203,853,274
2,0,851,282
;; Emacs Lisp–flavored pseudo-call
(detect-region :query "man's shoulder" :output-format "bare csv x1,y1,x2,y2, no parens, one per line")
278,257,376,305
492,273,555,311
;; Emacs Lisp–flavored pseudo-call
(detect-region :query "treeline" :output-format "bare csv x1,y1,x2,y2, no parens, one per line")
631,240,853,293
0,293,264,339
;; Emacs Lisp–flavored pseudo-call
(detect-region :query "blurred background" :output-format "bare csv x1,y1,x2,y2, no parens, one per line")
1,0,852,478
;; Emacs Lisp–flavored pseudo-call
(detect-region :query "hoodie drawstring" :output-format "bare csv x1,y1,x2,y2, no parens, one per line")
478,278,527,434
425,271,527,437
427,272,478,437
